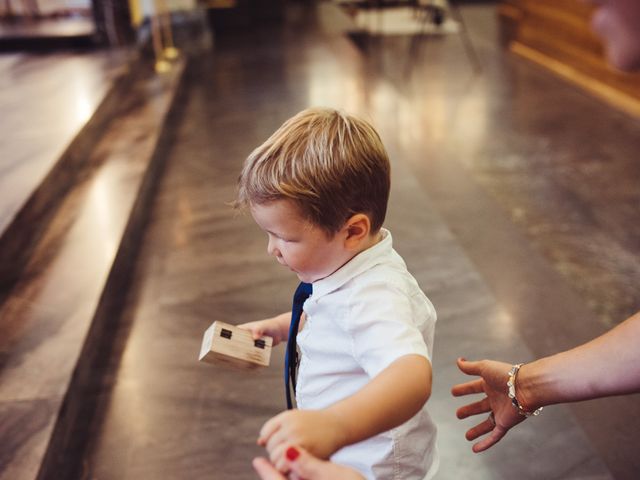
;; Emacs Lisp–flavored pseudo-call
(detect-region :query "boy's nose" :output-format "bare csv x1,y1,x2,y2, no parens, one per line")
267,238,279,257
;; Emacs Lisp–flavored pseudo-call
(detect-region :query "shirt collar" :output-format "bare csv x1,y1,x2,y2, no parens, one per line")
312,228,392,300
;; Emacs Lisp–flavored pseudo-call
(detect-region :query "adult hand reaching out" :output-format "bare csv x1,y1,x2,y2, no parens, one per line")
452,312,640,453
451,358,526,453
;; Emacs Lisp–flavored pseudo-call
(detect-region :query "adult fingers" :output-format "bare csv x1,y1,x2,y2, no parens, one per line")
287,447,327,479
252,457,286,480
472,426,508,453
287,447,366,480
456,358,483,376
451,378,484,397
465,413,497,441
456,396,491,419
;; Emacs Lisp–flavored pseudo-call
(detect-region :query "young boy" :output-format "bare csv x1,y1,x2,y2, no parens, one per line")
236,108,438,480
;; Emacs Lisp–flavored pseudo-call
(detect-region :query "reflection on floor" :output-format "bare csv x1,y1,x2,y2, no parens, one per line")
2,2,640,479
0,50,129,237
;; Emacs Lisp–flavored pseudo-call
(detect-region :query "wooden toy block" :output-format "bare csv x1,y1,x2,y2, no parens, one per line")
199,321,273,369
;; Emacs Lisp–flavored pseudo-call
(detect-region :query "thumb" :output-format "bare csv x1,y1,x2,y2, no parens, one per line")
251,328,265,340
457,357,482,376
238,323,264,340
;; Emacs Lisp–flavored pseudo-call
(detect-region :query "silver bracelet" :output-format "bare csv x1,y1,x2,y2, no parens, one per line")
507,363,543,417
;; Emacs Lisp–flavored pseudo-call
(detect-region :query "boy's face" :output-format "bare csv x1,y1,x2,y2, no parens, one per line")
250,199,353,283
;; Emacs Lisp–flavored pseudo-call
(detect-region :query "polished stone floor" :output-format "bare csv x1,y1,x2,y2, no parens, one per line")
32,3,640,480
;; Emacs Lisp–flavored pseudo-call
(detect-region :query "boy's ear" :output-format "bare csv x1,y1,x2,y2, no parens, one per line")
344,214,371,247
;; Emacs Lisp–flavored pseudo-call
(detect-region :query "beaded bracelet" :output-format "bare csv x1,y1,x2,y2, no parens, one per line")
507,363,543,417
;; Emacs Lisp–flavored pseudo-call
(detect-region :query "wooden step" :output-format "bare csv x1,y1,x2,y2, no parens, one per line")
0,55,186,480
0,50,136,304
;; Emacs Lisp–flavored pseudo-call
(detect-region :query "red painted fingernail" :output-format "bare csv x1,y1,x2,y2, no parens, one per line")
286,446,300,461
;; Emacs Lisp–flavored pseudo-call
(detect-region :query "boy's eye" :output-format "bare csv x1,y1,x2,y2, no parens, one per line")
272,233,295,242
267,230,297,243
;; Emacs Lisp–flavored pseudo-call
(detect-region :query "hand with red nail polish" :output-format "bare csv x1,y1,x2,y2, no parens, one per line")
286,446,300,461
252,446,365,480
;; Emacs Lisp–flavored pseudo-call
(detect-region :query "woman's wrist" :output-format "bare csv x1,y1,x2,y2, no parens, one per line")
514,362,542,412
514,363,533,411
507,363,543,416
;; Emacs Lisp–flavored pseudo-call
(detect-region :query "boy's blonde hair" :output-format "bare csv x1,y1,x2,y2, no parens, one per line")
236,107,390,235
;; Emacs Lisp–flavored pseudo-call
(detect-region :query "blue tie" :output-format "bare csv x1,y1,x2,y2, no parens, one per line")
285,282,312,409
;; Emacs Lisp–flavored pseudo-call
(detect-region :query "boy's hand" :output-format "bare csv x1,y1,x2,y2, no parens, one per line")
238,312,290,346
258,409,347,470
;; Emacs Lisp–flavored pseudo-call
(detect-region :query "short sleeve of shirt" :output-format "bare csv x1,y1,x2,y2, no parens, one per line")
344,280,432,379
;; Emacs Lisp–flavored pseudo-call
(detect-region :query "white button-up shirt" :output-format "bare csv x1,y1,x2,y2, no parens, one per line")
296,229,438,480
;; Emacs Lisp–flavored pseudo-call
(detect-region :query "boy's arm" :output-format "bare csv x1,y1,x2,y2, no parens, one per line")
259,354,431,463
327,353,431,444
239,312,292,346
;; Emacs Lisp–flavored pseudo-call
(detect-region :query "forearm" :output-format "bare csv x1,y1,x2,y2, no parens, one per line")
326,354,432,447
518,311,640,410
270,311,292,339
